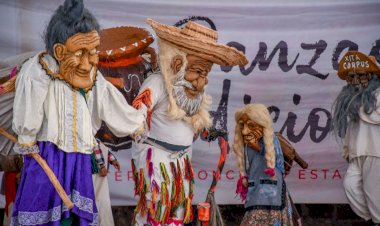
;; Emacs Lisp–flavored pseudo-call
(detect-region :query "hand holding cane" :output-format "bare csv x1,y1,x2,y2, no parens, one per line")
0,127,74,209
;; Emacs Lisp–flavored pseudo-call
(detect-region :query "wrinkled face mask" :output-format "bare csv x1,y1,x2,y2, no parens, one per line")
346,70,373,88
238,114,264,150
54,30,100,89
172,55,212,116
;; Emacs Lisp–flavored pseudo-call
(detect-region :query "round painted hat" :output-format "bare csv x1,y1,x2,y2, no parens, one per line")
338,51,380,80
98,26,154,62
146,18,248,66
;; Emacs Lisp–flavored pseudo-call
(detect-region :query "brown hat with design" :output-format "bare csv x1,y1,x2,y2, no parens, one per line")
98,26,154,63
146,18,248,66
338,51,380,80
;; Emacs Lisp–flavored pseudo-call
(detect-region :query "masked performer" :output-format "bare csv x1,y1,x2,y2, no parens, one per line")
89,25,157,226
234,104,294,226
10,0,145,225
332,51,380,224
131,19,247,225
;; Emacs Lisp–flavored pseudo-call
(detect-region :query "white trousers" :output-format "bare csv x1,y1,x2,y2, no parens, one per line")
92,144,115,226
344,156,380,223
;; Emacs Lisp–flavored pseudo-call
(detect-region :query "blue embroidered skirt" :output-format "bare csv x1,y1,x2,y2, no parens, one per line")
11,141,98,226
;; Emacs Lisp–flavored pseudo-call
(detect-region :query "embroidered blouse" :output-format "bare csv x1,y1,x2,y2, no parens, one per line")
12,52,145,154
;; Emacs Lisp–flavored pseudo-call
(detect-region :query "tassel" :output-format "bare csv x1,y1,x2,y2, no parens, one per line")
143,173,149,193
161,182,168,206
170,162,177,179
155,201,162,222
146,148,152,170
131,159,138,195
183,197,193,223
148,162,154,179
185,155,194,180
189,179,194,199
169,162,177,207
236,175,248,202
135,193,147,218
183,158,189,180
152,186,157,204
149,202,156,219
162,202,171,223
176,159,182,179
131,159,137,181
160,163,170,185
139,168,149,194
179,181,186,206
152,180,160,193
176,159,185,206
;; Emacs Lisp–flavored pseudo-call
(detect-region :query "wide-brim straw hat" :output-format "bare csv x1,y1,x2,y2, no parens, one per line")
98,26,154,62
146,18,248,66
338,51,380,80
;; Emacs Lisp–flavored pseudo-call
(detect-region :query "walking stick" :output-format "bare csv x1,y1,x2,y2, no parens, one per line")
0,127,74,209
197,128,229,226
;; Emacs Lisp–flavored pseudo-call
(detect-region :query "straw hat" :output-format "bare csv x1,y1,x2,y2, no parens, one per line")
98,26,154,62
146,18,248,66
338,51,380,80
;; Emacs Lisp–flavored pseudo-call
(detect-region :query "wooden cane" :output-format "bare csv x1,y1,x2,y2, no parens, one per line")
0,127,74,209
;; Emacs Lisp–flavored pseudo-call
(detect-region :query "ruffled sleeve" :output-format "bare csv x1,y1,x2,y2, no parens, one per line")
12,54,51,149
89,73,145,138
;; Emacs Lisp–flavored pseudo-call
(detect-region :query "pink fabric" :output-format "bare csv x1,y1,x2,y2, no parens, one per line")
264,167,275,177
236,175,248,202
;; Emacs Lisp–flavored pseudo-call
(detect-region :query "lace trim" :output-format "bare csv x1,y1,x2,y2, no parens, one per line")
13,143,39,155
11,206,61,225
63,190,94,213
11,190,98,225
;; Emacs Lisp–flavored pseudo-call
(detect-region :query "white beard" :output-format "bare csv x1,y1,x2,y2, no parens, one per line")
172,69,203,116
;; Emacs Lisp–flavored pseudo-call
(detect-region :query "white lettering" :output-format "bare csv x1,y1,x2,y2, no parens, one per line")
343,62,347,69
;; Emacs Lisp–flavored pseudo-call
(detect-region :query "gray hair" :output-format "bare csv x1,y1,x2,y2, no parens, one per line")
332,76,380,138
44,0,100,56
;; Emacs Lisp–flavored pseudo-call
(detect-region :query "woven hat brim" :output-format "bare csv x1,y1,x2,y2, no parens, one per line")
147,19,248,66
338,51,380,80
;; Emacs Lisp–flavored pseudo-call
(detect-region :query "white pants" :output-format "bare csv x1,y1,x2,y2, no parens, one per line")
344,156,380,223
92,144,115,226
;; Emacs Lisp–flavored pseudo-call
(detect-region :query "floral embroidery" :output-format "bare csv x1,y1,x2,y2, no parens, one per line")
71,190,94,213
11,206,61,225
11,190,97,226
13,143,39,155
